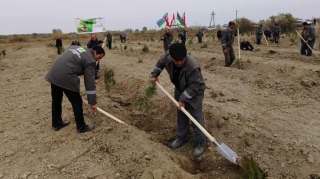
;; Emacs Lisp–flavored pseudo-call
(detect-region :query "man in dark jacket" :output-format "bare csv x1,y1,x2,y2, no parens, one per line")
196,30,204,43
55,36,62,55
300,22,316,56
45,45,105,133
151,43,206,158
178,32,186,45
106,32,113,50
256,24,263,45
161,28,173,52
273,23,281,44
240,38,255,51
264,28,271,41
87,34,105,79
221,21,238,67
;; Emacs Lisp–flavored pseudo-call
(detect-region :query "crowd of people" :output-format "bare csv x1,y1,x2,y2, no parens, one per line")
49,19,316,159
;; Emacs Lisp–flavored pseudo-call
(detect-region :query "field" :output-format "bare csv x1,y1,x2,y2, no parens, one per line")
0,28,320,179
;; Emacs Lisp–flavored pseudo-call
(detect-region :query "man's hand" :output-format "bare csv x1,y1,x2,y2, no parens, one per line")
223,49,227,54
304,40,308,44
151,78,159,85
90,104,97,110
252,49,255,51
102,40,106,43
178,102,185,110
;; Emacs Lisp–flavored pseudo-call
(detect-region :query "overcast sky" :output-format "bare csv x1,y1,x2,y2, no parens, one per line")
0,0,319,35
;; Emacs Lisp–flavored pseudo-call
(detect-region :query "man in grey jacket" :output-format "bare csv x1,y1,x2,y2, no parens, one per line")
300,21,316,56
160,28,173,52
45,45,105,133
151,43,206,158
221,21,238,67
256,24,263,45
273,23,281,44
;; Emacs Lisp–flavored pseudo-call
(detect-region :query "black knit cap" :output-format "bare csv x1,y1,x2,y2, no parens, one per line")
302,21,309,25
169,43,187,61
229,21,236,25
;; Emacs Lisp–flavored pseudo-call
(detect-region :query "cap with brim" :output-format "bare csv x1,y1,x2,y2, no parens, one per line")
169,43,187,61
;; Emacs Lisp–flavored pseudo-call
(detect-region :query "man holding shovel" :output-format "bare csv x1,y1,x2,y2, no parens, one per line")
150,43,206,158
300,22,316,56
45,45,105,133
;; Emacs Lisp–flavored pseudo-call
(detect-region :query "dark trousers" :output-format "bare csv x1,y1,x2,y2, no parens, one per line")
198,38,202,43
224,46,235,67
108,41,112,49
51,84,86,130
181,40,186,45
274,36,280,44
300,42,314,56
174,88,205,143
122,37,126,43
57,46,62,54
256,38,261,45
95,61,100,78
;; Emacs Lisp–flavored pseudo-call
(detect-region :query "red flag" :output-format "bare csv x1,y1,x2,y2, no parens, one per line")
183,12,187,27
170,13,175,28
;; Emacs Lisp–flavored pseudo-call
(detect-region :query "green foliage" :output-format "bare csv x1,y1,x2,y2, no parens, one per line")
200,43,208,48
138,42,141,45
1,49,6,57
129,47,133,52
188,52,191,55
58,47,65,54
240,156,267,179
138,59,143,63
174,39,179,43
235,17,256,34
134,82,157,113
120,44,123,51
47,43,54,47
188,39,193,46
104,69,116,93
269,50,277,54
255,48,260,52
234,58,243,69
150,37,154,42
290,38,296,45
124,45,128,50
264,13,297,34
142,45,149,53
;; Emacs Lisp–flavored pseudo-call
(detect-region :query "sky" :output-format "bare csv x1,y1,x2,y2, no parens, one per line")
0,0,319,35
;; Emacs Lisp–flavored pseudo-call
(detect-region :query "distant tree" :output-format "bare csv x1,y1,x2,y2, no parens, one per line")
125,28,133,32
142,27,148,31
52,29,57,33
56,29,63,33
264,13,297,34
236,17,255,34
216,24,222,29
32,33,38,38
135,29,139,32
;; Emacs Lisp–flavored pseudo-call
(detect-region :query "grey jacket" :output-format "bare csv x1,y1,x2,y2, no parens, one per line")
256,27,263,38
45,45,97,105
151,52,206,109
221,28,237,50
161,33,173,48
301,27,316,43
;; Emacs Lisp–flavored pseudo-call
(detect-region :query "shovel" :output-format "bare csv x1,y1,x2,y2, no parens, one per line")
155,82,239,164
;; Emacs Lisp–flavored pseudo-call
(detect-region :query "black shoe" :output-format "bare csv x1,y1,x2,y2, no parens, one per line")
171,137,190,149
77,124,95,133
53,121,70,131
194,140,206,158
95,76,99,80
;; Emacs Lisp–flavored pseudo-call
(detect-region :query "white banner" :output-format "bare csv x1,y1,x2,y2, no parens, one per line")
75,17,106,34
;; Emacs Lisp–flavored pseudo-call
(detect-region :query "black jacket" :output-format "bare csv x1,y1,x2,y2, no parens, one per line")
55,38,62,47
87,39,103,49
240,41,254,51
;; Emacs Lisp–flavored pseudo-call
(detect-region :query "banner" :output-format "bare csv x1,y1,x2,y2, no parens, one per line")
75,17,106,34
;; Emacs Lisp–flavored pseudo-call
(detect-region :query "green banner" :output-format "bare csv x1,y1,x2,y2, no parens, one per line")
75,18,106,34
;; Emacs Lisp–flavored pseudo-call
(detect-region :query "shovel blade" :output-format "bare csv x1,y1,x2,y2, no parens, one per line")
217,143,238,164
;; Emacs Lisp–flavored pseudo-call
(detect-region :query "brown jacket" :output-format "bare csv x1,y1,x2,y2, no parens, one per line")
151,52,206,109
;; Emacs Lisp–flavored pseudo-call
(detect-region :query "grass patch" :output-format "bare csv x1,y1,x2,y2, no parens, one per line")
124,45,128,51
104,69,116,93
234,58,243,69
200,43,208,48
255,48,260,52
138,42,141,45
188,39,193,46
239,156,267,179
150,38,154,42
134,82,156,114
269,50,276,54
138,59,143,63
1,49,6,57
142,45,149,53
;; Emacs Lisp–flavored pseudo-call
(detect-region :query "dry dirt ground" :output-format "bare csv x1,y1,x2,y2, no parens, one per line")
1,31,320,179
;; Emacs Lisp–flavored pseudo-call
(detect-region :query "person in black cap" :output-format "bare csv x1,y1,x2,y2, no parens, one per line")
160,28,173,52
240,38,255,51
71,40,81,46
150,43,207,158
256,24,263,45
273,23,281,44
221,21,238,67
300,21,316,56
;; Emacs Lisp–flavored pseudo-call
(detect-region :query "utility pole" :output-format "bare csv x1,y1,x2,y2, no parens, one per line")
236,10,237,20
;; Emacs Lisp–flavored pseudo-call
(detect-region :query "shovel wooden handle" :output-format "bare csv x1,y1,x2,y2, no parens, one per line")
155,82,215,143
295,30,318,57
263,33,269,45
237,28,240,59
83,99,127,125
102,37,107,48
